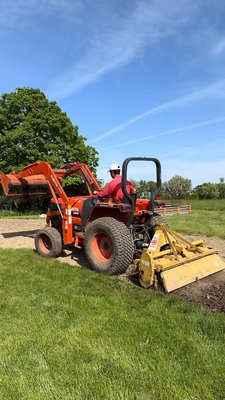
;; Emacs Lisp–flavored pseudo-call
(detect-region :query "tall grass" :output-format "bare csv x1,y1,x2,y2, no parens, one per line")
0,249,225,400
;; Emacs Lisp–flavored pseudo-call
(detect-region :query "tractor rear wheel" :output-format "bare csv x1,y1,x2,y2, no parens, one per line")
84,217,134,275
152,212,170,228
148,212,170,241
35,227,62,258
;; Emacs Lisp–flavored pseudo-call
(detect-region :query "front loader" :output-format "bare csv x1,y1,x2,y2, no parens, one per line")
1,157,224,292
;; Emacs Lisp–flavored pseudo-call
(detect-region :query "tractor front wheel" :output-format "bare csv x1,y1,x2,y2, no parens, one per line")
84,217,134,275
35,227,62,258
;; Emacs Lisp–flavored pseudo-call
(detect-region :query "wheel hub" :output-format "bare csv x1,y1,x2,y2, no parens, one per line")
92,233,113,262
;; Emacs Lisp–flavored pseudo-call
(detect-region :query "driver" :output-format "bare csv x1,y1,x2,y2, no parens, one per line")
94,163,136,199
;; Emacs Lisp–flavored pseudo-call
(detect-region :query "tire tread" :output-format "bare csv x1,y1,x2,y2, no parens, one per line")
85,217,134,275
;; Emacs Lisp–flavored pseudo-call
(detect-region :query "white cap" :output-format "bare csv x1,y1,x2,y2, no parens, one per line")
108,163,120,172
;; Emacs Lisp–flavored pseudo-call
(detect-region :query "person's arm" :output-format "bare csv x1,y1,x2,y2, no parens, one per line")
127,180,136,194
130,185,136,194
95,181,113,197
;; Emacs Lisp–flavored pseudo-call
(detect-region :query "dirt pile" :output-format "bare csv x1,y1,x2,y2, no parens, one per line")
173,270,225,313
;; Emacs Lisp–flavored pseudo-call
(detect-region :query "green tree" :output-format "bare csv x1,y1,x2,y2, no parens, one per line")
217,178,225,199
0,87,98,173
193,183,219,199
163,175,192,199
131,179,156,198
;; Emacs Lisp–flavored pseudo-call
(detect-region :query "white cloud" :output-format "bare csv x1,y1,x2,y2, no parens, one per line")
95,134,225,186
212,38,225,55
97,116,225,150
97,156,225,187
90,79,225,143
161,159,225,186
161,138,225,162
0,0,82,30
46,0,197,99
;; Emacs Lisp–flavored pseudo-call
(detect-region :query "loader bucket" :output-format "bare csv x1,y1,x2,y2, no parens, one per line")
138,224,225,292
0,173,50,197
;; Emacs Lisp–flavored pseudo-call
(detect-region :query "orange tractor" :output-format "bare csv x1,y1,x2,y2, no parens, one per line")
1,157,224,292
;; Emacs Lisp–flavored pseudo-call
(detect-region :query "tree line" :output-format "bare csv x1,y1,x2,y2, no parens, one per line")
131,176,225,200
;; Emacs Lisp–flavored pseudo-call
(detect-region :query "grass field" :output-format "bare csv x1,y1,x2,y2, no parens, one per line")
166,200,225,239
0,249,225,400
0,199,225,399
172,199,225,211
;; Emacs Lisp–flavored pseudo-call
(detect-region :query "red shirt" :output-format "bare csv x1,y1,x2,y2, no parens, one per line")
96,175,136,198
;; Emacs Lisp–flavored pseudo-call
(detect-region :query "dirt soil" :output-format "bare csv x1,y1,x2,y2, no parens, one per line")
0,218,225,314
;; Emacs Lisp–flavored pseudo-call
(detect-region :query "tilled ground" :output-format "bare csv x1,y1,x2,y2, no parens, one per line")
0,218,225,314
170,233,225,314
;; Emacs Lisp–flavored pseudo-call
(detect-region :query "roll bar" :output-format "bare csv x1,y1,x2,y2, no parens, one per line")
122,157,162,227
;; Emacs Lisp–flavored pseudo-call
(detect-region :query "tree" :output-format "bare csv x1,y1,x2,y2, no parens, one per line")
131,179,156,198
163,175,192,199
217,178,225,199
0,87,98,173
193,183,219,199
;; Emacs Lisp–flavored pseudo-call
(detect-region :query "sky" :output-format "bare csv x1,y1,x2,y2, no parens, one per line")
1,0,225,187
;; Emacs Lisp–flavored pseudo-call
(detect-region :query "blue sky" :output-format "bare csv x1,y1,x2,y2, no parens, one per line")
1,0,225,187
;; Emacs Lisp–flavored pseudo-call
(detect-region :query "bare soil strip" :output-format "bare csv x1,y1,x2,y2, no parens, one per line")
0,219,225,314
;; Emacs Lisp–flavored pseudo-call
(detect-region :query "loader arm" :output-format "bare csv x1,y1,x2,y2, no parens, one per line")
16,161,69,203
62,162,101,194
0,161,100,245
0,161,101,199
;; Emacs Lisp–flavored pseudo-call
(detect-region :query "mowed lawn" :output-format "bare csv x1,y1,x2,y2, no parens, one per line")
167,199,225,239
0,249,225,400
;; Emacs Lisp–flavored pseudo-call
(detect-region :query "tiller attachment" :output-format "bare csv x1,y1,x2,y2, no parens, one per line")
138,224,225,292
0,173,50,197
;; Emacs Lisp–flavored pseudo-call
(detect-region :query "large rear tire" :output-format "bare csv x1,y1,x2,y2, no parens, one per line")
148,212,171,241
152,212,170,228
35,227,62,258
84,217,134,275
